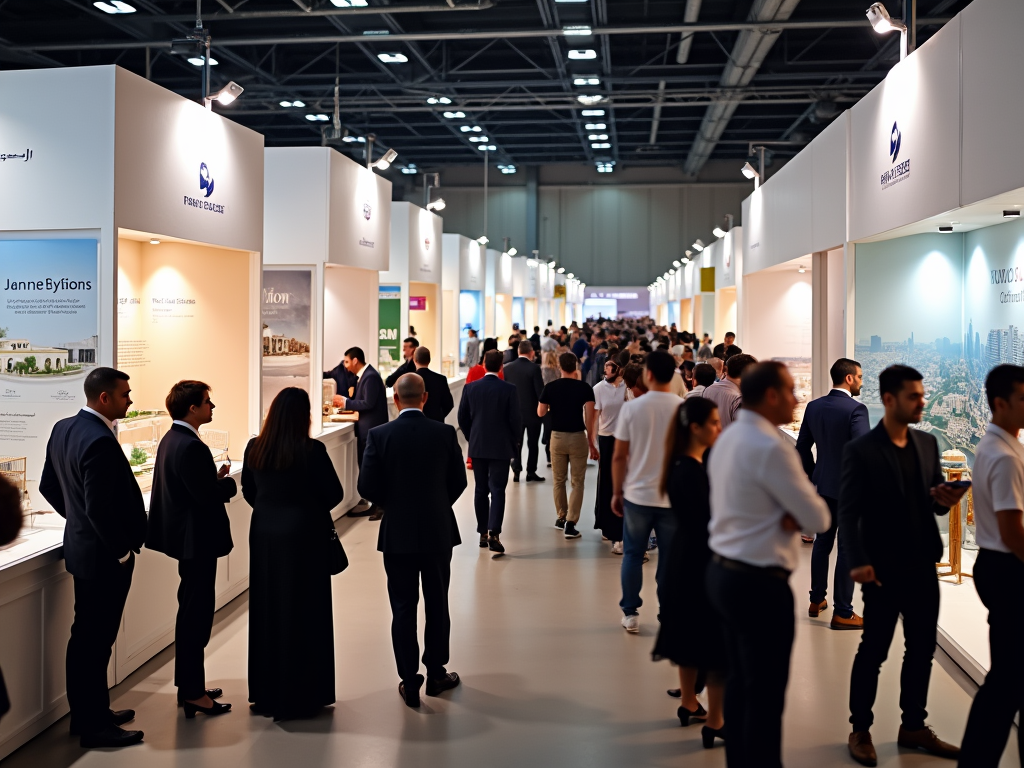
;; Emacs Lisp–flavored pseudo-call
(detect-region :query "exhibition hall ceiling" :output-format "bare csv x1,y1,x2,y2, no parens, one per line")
1,0,967,175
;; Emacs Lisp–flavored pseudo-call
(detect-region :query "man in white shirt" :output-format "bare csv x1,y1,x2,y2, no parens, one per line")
611,350,685,633
960,364,1024,766
706,361,830,768
590,360,628,552
702,353,756,429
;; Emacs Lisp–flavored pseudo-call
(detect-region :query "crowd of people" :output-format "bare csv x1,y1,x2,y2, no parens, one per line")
12,314,1024,768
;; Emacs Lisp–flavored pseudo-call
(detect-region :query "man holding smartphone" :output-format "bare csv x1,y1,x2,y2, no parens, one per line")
838,365,968,766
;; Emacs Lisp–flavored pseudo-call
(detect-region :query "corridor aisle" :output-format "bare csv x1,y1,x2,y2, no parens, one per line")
5,464,1018,768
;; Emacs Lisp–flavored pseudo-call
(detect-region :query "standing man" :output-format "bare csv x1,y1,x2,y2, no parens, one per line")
840,365,968,766
712,332,736,360
385,337,420,388
358,374,467,708
612,350,684,631
412,347,454,424
530,326,542,353
458,349,521,553
796,358,869,631
39,368,148,748
146,380,235,717
960,364,1024,766
502,333,522,365
334,347,389,518
705,361,830,768
504,340,546,483
702,353,756,429
591,359,627,553
539,352,597,540
463,328,481,369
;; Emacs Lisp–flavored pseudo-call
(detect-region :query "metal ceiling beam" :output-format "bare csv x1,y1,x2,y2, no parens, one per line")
115,1,495,23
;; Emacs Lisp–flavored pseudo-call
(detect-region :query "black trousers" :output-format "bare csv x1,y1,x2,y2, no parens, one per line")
512,417,542,475
174,558,218,700
67,558,134,734
595,435,622,540
849,565,939,732
382,551,452,685
706,559,794,768
960,549,1024,767
473,457,510,535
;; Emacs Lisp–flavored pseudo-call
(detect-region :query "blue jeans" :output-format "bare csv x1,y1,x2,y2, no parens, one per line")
619,500,678,616
809,496,854,618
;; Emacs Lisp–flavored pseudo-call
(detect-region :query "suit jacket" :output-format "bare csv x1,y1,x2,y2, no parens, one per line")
347,364,389,443
838,423,948,578
503,356,544,423
146,424,237,560
529,333,541,353
795,390,870,500
357,411,467,553
457,374,522,460
385,358,416,389
323,363,356,398
39,410,147,579
502,347,518,365
415,366,454,423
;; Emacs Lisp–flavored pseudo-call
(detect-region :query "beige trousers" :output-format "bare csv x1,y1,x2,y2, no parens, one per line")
550,431,589,523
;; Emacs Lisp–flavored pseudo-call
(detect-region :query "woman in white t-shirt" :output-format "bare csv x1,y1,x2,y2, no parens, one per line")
591,360,628,552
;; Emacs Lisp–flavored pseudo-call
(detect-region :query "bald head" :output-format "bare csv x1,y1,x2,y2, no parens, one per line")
394,373,427,410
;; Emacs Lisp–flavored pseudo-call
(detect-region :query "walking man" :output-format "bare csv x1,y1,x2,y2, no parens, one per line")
412,347,454,423
504,339,546,483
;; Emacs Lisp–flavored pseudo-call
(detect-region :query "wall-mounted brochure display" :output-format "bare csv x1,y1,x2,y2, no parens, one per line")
261,267,313,420
0,239,98,509
378,285,402,375
459,290,483,366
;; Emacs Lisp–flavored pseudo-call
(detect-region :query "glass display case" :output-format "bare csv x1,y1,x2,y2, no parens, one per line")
118,410,231,489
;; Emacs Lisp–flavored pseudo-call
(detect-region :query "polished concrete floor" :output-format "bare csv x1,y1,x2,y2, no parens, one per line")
7,460,1020,767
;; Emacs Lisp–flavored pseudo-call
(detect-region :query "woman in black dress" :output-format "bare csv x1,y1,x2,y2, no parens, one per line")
652,397,726,749
243,387,344,720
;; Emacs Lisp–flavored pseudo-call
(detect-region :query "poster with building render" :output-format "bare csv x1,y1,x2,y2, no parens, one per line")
261,268,312,419
0,239,99,506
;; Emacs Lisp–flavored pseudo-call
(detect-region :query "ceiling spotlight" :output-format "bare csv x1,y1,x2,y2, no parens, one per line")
342,134,366,142
585,123,607,130
681,257,690,264
506,247,518,256
672,260,681,268
426,198,446,212
94,0,135,12
581,109,605,117
563,25,592,35
568,49,597,60
208,81,244,105
557,267,566,274
741,162,759,180
712,226,727,238
1004,210,1022,218
500,166,517,174
527,258,538,267
400,166,418,175
443,111,466,119
149,238,160,245
187,56,218,66
938,225,954,233
798,266,807,273
378,53,409,63
685,249,692,257
865,3,908,59
692,239,705,252
567,272,575,279
373,148,398,170
477,236,490,245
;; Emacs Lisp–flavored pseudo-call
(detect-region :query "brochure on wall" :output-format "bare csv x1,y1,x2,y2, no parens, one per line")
0,239,99,504
261,268,312,419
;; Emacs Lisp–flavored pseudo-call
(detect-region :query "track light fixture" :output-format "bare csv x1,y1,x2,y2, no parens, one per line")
426,198,446,212
865,3,908,59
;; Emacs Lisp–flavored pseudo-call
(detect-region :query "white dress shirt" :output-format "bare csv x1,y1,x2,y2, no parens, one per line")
972,423,1024,553
82,406,116,434
684,385,707,400
172,419,201,438
831,387,852,397
708,410,830,571
593,378,627,436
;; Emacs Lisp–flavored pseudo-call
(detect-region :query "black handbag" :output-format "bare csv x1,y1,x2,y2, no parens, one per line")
328,525,349,575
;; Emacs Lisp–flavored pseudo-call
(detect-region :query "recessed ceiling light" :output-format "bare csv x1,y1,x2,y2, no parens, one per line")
563,25,592,35
573,77,601,86
568,49,597,60
401,166,418,174
377,53,409,63
798,266,807,273
585,123,606,130
279,100,306,108
305,114,330,122
1004,210,1021,218
591,142,611,149
94,1,135,12
427,96,452,105
443,111,466,119
577,94,605,105
582,109,605,117
477,145,497,151
938,225,954,233
149,238,160,245
588,134,608,141
187,56,218,66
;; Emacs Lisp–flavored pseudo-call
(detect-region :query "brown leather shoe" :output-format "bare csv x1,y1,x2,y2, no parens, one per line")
848,731,877,766
830,612,864,630
808,599,828,617
897,725,960,759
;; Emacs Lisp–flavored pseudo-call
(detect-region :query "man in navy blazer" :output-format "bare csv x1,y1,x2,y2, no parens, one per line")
795,358,870,630
458,349,522,553
39,368,147,749
333,346,389,517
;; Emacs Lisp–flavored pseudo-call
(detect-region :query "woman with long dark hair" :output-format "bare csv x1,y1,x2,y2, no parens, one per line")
652,396,726,748
465,337,504,384
243,387,344,720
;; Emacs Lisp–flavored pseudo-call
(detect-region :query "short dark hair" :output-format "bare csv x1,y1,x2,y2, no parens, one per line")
830,358,862,386
413,346,431,365
404,337,420,348
84,367,129,401
558,352,578,374
165,380,210,420
741,361,789,407
344,346,365,364
645,350,677,384
878,364,923,399
622,363,644,390
723,344,743,359
484,349,504,372
509,334,520,344
533,326,540,332
518,340,534,355
726,353,757,380
986,364,1024,413
694,363,717,387
725,332,735,339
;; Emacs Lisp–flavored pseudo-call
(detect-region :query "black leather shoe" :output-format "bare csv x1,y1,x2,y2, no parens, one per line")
488,535,505,553
479,534,488,548
426,672,461,697
526,473,546,482
178,688,224,706
70,709,136,735
80,725,144,749
513,471,521,483
399,675,424,708
183,699,232,719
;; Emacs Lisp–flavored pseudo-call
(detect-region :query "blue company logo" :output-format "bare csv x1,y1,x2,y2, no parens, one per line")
199,162,215,198
363,202,372,221
880,120,910,189
889,121,901,164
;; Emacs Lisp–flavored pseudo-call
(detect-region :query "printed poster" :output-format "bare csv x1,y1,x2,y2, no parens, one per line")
378,285,401,376
262,268,312,419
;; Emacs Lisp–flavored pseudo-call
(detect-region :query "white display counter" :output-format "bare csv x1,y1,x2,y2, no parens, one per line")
386,374,467,428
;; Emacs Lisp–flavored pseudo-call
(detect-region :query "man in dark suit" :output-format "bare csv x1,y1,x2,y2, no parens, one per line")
412,346,454,423
503,339,546,483
796,358,870,631
839,365,969,766
146,380,236,716
530,326,542,354
39,368,148,749
385,337,419,389
458,349,521,553
358,373,467,708
334,346,389,518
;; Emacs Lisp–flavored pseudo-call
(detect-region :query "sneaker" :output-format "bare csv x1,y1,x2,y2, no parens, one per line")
611,540,623,555
621,613,640,633
564,522,581,539
554,518,566,530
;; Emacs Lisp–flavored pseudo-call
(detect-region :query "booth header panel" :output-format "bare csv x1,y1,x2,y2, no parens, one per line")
264,147,329,263
329,153,391,271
